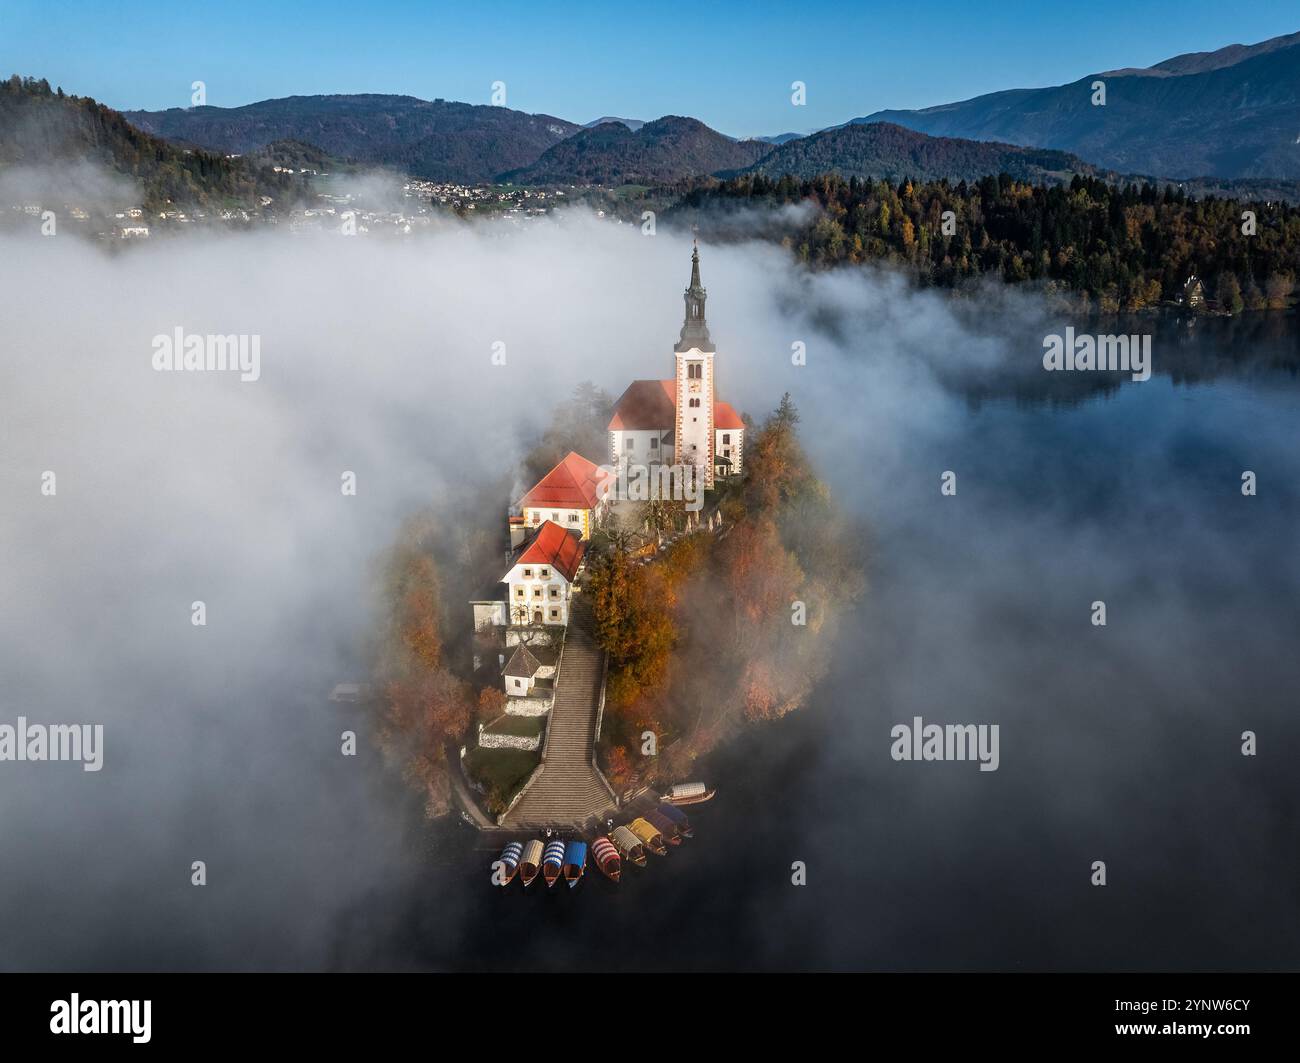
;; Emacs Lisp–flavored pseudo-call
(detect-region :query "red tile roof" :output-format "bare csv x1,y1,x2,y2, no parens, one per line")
516,521,586,582
608,380,676,430
713,401,744,429
519,451,606,510
608,379,746,433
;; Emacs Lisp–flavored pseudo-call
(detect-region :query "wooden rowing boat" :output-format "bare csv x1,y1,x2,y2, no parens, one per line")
495,840,523,885
610,825,646,867
645,808,683,846
519,838,543,887
655,802,693,838
628,817,668,856
591,835,621,882
662,781,715,806
562,840,587,888
542,839,566,888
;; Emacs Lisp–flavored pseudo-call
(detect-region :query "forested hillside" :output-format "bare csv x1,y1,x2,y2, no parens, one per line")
680,173,1300,311
1,75,300,209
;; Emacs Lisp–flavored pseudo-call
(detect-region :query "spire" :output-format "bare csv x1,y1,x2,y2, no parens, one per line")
675,238,715,352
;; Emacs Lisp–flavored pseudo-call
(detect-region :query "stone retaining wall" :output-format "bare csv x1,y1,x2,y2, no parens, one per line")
506,696,552,717
479,731,542,752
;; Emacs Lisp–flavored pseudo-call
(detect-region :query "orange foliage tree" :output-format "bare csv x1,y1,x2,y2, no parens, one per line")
579,393,864,781
374,515,476,817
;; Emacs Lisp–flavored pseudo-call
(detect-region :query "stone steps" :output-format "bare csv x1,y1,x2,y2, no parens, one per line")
499,594,616,828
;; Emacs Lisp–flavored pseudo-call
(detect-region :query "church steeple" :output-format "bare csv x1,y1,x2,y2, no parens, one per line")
675,239,715,353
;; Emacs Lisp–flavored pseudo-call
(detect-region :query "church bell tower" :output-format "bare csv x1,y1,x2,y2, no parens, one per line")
674,240,716,488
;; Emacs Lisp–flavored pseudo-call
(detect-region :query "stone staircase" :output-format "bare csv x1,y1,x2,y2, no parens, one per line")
500,592,617,828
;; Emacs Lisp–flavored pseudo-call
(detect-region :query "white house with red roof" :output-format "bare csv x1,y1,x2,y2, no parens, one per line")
471,519,587,632
511,450,611,546
608,242,745,488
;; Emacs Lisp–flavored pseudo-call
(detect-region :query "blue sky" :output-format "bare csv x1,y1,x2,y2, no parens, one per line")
3,0,1297,135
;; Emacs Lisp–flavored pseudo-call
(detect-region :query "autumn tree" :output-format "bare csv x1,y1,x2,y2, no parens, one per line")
476,686,507,725
586,549,677,705
378,664,473,817
1265,273,1294,310
717,516,805,653
374,514,476,816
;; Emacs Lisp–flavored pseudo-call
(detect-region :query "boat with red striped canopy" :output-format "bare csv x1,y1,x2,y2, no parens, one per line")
591,835,622,882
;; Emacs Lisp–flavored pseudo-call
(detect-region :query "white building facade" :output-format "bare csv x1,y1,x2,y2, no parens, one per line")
608,243,744,487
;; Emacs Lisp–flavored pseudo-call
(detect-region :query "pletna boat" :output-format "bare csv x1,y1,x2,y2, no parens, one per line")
655,802,693,838
628,817,668,856
591,835,622,882
542,838,566,888
645,808,683,846
519,839,544,887
562,840,587,888
610,825,647,867
662,781,715,806
496,840,523,885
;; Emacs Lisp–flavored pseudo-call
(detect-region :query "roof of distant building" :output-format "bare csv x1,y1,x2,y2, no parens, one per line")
608,379,676,430
503,643,557,677
513,520,586,582
503,644,542,678
714,401,744,429
519,451,607,511
608,378,746,433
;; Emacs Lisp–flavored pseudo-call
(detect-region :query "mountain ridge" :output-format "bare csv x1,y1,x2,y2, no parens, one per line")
741,122,1096,185
124,93,580,183
499,115,772,185
842,30,1300,179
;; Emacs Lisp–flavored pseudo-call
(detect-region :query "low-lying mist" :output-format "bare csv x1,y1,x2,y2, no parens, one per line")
1,202,1296,970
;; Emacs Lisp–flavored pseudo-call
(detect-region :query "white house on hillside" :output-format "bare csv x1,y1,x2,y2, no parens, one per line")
503,643,557,701
510,450,610,548
471,519,587,633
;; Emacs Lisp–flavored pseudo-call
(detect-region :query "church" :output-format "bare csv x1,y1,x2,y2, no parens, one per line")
473,243,746,652
607,242,745,489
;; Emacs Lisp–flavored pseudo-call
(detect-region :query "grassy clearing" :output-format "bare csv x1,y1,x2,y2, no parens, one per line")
463,747,540,815
484,714,546,739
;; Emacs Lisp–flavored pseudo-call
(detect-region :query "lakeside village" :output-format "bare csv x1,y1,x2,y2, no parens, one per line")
2,168,611,241
464,243,737,889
